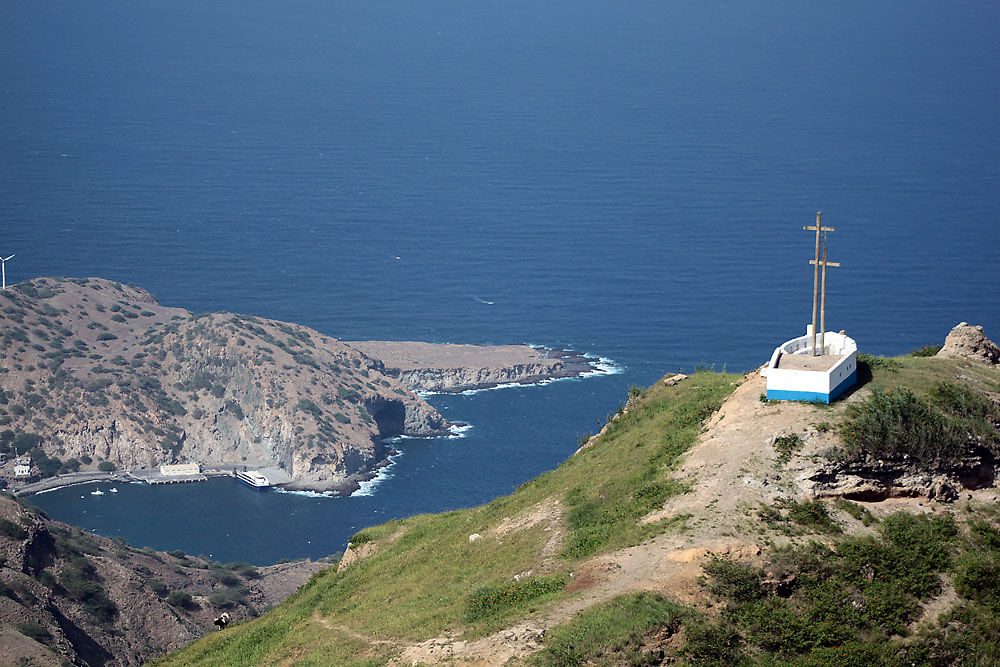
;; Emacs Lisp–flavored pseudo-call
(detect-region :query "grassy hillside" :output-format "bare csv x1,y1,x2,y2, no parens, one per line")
159,350,1000,665
158,372,740,665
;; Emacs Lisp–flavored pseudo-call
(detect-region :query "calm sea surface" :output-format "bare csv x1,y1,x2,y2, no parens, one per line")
4,0,999,563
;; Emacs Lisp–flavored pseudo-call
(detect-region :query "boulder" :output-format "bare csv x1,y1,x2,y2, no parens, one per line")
937,322,1000,364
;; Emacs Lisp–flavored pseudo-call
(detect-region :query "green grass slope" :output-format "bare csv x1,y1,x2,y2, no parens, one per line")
157,372,740,665
159,350,1000,665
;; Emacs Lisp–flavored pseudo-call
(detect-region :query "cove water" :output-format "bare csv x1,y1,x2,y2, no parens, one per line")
5,1,999,564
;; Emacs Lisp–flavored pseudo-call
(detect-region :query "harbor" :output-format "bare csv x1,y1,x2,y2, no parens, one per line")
11,463,293,496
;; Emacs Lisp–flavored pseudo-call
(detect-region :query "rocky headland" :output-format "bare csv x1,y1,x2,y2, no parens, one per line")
0,492,326,666
343,341,600,394
0,278,598,494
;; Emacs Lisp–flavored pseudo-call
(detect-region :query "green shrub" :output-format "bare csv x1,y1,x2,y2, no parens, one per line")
857,353,900,372
210,567,242,587
464,574,566,623
227,562,261,579
224,400,244,420
348,529,375,546
840,386,966,465
59,557,118,625
955,552,1000,611
834,498,876,526
148,580,168,596
773,433,803,465
166,590,194,608
910,345,943,357
534,592,684,666
786,500,842,534
682,619,744,665
0,516,27,539
209,586,248,608
97,461,116,472
16,621,51,642
704,557,764,603
96,332,118,341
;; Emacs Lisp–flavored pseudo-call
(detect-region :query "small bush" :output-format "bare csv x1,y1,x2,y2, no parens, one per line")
704,557,764,603
16,621,51,642
954,552,1000,611
773,433,803,465
465,575,566,623
166,590,195,609
210,567,242,587
208,586,247,608
683,619,744,665
0,516,27,539
348,529,375,546
97,461,116,472
840,386,966,465
224,400,244,420
535,592,684,666
96,332,118,341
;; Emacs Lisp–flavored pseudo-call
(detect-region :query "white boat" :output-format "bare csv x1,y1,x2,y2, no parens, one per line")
109,488,118,493
90,489,104,496
234,470,270,488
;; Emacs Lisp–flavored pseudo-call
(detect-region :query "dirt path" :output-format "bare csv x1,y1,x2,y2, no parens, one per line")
392,371,838,664
389,370,999,664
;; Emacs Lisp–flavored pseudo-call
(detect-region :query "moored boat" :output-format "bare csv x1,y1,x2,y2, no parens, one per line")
234,469,270,488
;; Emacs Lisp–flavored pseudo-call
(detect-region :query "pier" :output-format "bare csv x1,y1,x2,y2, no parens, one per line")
129,469,208,485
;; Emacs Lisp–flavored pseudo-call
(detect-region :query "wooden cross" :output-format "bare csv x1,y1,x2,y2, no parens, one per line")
803,213,838,356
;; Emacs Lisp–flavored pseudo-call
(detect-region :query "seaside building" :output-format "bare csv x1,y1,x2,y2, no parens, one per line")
159,462,201,476
14,459,32,477
762,214,858,404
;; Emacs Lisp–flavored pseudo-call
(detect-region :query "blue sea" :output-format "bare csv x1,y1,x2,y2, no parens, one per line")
4,0,999,564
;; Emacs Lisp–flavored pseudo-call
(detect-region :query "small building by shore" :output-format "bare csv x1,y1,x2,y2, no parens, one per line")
159,462,201,476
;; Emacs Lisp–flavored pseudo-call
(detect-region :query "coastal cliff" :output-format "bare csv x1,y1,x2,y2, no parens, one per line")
344,341,599,393
0,278,588,494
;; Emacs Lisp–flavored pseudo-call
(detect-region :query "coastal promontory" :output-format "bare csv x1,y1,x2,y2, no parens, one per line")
0,278,597,493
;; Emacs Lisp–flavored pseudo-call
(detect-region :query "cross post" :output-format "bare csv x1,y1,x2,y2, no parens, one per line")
804,213,835,355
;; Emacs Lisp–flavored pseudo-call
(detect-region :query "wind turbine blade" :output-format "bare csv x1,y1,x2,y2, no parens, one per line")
1,255,13,261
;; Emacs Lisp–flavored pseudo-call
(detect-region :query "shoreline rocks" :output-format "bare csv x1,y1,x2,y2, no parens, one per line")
344,341,604,394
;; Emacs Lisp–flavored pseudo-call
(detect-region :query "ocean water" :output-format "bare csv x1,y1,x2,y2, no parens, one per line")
5,0,1000,563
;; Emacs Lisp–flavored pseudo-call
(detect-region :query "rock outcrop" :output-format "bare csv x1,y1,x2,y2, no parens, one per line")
805,449,997,502
937,322,1000,364
344,341,599,393
0,493,327,666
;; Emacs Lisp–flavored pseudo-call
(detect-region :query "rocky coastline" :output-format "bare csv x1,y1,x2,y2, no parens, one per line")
345,341,606,394
0,278,609,495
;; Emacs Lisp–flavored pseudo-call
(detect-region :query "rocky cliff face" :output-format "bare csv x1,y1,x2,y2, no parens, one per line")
0,278,450,492
391,362,565,393
805,448,997,502
0,493,326,666
344,341,600,394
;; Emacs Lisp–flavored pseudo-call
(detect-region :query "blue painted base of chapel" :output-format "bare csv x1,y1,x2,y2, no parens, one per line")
766,370,857,404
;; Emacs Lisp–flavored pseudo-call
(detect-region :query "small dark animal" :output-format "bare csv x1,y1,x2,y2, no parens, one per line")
213,612,231,630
